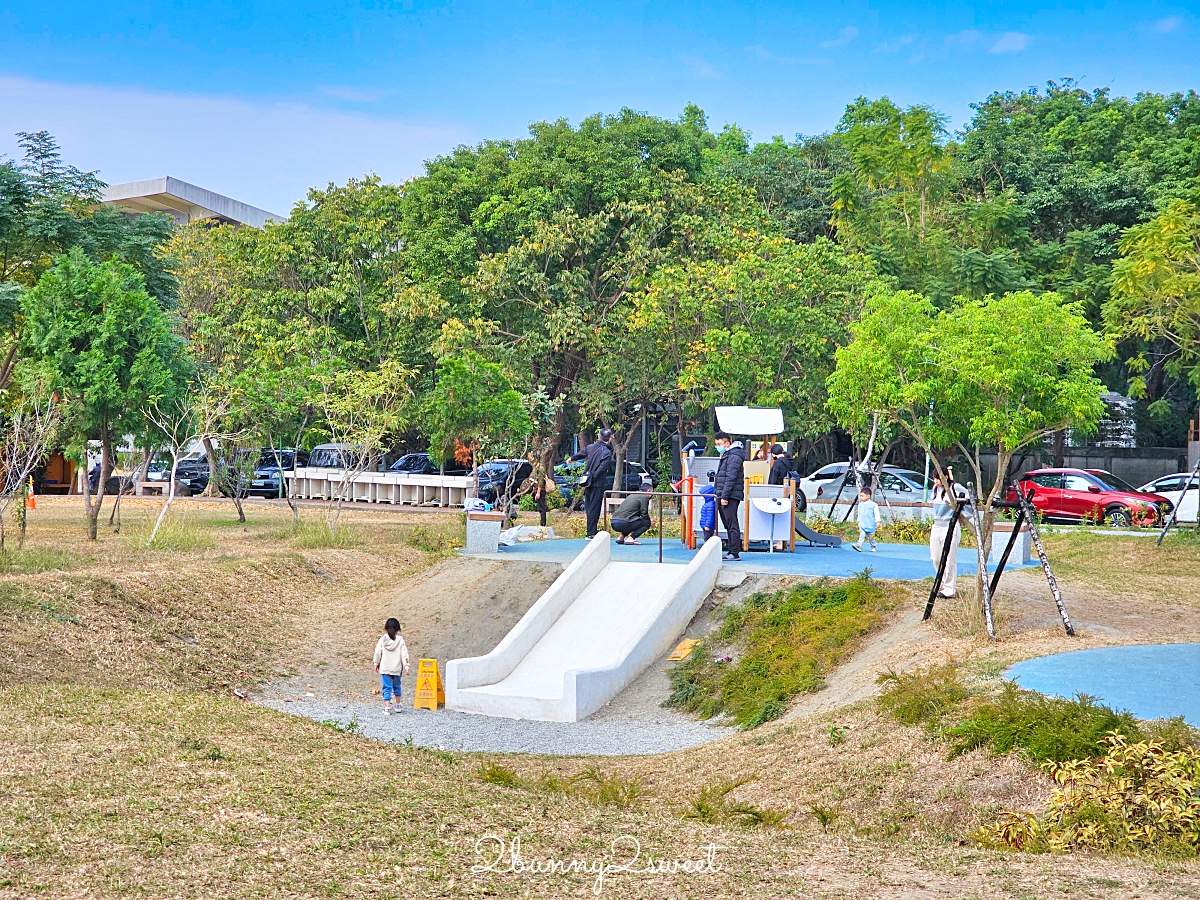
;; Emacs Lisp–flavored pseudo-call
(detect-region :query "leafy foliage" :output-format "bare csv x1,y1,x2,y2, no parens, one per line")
667,573,887,728
984,734,1200,855
946,682,1141,763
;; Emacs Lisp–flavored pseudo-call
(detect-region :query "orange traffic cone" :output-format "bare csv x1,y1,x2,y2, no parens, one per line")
27,482,36,510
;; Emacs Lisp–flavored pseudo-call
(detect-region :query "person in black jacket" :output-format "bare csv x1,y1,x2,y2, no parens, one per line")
713,431,746,560
569,428,614,539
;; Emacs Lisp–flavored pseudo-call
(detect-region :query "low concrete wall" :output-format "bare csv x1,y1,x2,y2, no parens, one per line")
568,537,722,720
445,534,611,696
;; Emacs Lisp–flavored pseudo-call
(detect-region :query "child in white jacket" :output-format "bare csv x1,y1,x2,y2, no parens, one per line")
373,618,410,716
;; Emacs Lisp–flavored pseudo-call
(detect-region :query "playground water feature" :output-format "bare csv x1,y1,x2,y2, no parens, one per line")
1006,644,1200,726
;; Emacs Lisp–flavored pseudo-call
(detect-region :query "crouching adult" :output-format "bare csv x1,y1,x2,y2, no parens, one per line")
610,491,652,545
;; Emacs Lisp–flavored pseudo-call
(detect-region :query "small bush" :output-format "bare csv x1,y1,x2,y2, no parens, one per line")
477,762,523,788
947,683,1142,763
982,734,1200,855
667,572,888,728
876,661,969,729
572,768,650,808
403,522,462,555
876,517,931,544
804,515,849,537
1145,717,1200,752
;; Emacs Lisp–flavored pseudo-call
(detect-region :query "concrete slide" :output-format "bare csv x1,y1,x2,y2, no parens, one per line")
446,534,722,722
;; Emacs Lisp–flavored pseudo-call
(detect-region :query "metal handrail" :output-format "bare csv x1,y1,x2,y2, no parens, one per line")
602,489,706,563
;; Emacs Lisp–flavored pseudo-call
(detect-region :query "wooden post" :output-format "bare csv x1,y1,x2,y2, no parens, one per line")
1013,484,1075,636
923,501,964,621
964,484,996,641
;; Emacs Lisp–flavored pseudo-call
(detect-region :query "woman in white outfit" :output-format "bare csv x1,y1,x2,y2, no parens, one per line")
929,476,964,598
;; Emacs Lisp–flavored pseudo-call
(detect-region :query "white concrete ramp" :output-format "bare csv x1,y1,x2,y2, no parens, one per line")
446,534,722,722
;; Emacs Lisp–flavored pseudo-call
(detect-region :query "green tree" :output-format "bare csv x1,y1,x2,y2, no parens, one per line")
20,248,188,539
1107,200,1200,394
828,289,1112,545
423,348,532,495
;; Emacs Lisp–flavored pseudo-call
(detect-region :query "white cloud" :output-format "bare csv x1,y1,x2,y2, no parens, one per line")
0,76,465,215
820,26,860,48
989,32,1029,53
946,29,982,45
1152,15,1184,33
876,34,916,53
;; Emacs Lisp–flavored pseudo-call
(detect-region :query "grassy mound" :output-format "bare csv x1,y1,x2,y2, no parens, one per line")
668,572,889,728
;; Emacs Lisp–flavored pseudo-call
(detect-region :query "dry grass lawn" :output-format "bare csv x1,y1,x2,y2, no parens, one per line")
3,497,1200,898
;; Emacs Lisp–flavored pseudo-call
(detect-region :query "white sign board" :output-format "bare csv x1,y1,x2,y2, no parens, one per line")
714,406,784,436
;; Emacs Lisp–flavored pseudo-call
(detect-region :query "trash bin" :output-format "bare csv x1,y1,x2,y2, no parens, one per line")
465,511,505,554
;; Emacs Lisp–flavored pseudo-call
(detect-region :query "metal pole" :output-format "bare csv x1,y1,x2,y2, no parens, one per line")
1156,457,1200,547
658,498,664,564
1013,484,1074,636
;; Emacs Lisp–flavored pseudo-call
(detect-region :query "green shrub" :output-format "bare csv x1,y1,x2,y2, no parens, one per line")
876,661,969,728
804,515,850,537
403,521,462,554
667,573,888,728
571,768,650,808
947,683,1142,763
983,734,1200,855
877,517,931,544
477,762,523,788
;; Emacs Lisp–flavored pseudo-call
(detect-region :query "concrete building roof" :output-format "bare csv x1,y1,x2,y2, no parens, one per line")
100,176,283,229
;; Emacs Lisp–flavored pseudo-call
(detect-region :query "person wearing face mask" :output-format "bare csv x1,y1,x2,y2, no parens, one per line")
712,431,747,560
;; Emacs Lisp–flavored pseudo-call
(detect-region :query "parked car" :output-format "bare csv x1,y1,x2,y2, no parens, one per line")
1138,472,1199,524
475,459,533,505
220,448,309,498
553,459,654,505
389,452,469,476
138,452,210,495
307,443,360,469
1007,468,1173,526
798,462,934,503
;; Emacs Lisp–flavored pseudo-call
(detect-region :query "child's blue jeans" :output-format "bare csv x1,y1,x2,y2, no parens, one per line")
858,528,877,549
380,673,402,701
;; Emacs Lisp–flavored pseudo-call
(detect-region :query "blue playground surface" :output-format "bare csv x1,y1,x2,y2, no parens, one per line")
1006,644,1200,725
471,536,1033,580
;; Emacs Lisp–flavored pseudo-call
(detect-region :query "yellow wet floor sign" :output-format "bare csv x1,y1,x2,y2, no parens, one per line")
667,639,700,661
414,658,444,710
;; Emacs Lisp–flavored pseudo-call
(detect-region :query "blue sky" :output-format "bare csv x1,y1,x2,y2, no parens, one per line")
0,1,1195,214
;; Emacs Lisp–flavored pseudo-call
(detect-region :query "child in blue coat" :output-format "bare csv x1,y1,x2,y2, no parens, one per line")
699,483,716,542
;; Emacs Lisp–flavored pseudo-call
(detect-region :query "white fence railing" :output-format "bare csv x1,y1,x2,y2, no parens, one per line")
285,468,474,508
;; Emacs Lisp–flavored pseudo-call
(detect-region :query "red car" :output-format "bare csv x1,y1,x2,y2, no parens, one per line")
1008,468,1173,527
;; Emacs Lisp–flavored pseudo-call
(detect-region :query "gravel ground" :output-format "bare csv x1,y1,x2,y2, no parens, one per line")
260,697,731,755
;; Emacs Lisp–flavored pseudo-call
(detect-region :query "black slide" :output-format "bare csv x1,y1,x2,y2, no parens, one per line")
795,516,842,547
